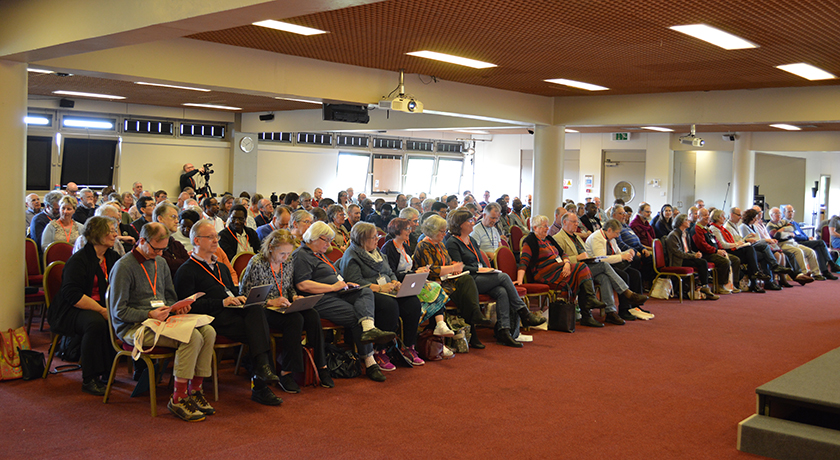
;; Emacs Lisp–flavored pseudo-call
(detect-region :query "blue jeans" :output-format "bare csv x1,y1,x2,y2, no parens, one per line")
586,262,628,313
474,272,524,337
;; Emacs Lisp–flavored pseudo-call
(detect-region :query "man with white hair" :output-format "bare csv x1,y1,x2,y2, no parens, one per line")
593,196,608,223
25,193,41,229
31,190,63,252
767,207,827,280
74,188,97,224
784,204,840,274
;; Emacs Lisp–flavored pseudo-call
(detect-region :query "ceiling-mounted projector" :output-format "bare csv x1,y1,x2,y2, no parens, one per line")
679,135,705,147
380,69,424,113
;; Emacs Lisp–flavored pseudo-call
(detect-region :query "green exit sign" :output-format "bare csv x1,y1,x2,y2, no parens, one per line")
612,132,630,141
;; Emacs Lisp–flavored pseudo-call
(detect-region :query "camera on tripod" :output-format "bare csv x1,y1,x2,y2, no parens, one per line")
201,163,214,177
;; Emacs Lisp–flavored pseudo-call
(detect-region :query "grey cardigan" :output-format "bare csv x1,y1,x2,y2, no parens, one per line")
338,242,397,286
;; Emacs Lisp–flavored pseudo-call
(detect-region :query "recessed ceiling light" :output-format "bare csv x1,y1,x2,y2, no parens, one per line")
775,63,837,81
544,78,609,91
63,118,114,129
27,68,54,74
24,116,50,125
769,124,801,131
275,97,322,105
642,126,674,132
53,90,125,100
135,82,210,92
253,20,327,36
669,24,758,50
454,129,490,134
406,51,497,69
182,103,241,111
565,129,579,133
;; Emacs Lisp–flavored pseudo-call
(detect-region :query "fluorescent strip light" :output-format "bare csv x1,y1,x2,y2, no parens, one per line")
63,118,113,129
669,24,758,50
642,126,674,132
182,103,241,111
406,51,497,69
25,116,50,125
27,68,54,74
544,78,609,91
769,124,801,131
565,129,579,133
775,63,837,81
253,20,327,36
53,90,125,100
135,82,210,92
454,130,490,134
275,97,322,105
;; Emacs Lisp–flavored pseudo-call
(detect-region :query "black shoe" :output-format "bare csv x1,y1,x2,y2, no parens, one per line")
765,281,782,291
82,378,106,396
749,285,766,293
830,262,840,273
473,316,494,327
360,327,396,345
469,335,485,349
754,272,771,281
604,312,626,326
251,386,283,406
771,265,794,275
254,363,280,382
823,271,838,280
318,368,335,389
518,309,547,327
278,373,300,394
779,279,795,288
365,364,386,382
579,316,604,328
494,328,523,348
618,311,637,321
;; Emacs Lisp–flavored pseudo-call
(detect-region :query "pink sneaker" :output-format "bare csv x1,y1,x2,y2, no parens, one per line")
374,350,396,371
402,346,425,366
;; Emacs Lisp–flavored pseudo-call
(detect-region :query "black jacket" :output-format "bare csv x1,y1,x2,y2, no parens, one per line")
380,238,413,281
218,225,261,261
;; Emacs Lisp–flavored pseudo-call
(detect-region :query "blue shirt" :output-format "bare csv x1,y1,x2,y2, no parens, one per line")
790,220,809,242
617,223,643,252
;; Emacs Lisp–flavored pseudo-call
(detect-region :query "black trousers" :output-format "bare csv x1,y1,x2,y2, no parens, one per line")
373,292,422,347
447,275,483,326
212,306,271,358
60,308,115,380
613,264,642,309
800,239,832,272
729,245,760,278
681,257,710,286
265,308,326,373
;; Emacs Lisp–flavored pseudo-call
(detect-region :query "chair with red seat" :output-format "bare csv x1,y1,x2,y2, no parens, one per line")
325,247,343,263
510,225,524,254
42,262,83,378
43,241,74,268
25,238,43,287
24,274,45,334
230,252,255,281
102,291,176,417
493,246,552,310
651,239,694,302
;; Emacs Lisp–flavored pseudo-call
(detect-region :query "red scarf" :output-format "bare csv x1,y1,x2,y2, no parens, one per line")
711,222,735,244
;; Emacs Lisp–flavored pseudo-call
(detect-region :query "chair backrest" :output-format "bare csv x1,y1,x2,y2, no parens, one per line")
104,290,123,354
326,247,343,263
230,251,255,280
510,226,524,252
499,238,509,248
377,235,387,249
652,239,666,271
822,226,830,245
43,261,65,308
25,238,41,276
44,242,74,267
494,246,518,280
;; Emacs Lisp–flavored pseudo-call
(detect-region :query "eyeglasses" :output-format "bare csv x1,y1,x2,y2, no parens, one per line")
196,234,220,241
319,236,334,244
149,243,168,253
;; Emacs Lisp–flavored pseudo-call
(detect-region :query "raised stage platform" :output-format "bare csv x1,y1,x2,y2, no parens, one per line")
738,346,840,459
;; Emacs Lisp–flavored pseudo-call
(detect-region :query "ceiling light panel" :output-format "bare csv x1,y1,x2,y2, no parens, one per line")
53,90,125,100
775,63,837,81
544,78,609,91
182,103,242,110
135,82,211,92
406,51,497,69
253,20,327,36
769,124,801,131
642,126,674,132
669,24,758,50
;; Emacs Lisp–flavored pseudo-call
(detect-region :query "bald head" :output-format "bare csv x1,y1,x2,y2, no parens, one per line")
554,206,567,224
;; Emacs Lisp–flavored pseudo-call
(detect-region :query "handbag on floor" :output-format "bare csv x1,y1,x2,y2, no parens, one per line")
19,348,45,381
650,278,673,299
1,327,31,381
324,343,362,378
293,346,321,387
416,330,445,361
548,300,575,333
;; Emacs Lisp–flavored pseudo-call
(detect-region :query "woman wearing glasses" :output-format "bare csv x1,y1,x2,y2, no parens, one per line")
327,204,351,252
293,221,395,382
48,217,120,396
445,209,545,347
338,222,422,369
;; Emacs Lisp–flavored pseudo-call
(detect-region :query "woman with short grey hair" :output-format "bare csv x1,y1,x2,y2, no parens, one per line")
339,222,422,368
327,204,351,251
290,209,314,246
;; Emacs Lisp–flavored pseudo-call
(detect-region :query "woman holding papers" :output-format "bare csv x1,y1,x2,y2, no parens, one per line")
445,209,546,347
49,217,121,396
339,222,423,369
239,230,334,393
413,215,490,349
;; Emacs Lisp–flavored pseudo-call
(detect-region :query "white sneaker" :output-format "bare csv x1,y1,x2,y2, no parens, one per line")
629,308,652,320
433,322,455,337
442,346,455,359
515,334,533,343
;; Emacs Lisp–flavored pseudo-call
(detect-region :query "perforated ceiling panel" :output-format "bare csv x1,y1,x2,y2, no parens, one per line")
187,0,840,97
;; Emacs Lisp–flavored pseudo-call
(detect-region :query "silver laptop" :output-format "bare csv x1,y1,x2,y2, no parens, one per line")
233,284,271,308
275,294,324,313
382,272,429,298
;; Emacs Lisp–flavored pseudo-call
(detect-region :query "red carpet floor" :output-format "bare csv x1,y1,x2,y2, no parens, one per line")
4,281,840,459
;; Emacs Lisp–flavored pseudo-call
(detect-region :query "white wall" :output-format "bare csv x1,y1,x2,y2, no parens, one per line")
472,134,531,200
255,143,343,200
693,150,733,210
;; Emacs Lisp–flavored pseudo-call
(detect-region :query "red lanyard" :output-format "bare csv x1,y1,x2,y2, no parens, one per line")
227,227,249,251
315,253,338,274
60,220,73,243
190,255,226,288
397,243,411,265
270,262,284,295
462,237,487,267
140,259,158,297
433,241,450,265
100,258,109,282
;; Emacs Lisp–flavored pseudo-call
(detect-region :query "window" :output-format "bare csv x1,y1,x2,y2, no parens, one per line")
437,142,464,154
26,136,52,190
123,119,173,135
372,155,401,193
433,158,463,197
337,134,369,148
297,132,333,146
180,123,226,138
406,140,434,152
258,132,293,142
60,138,117,187
336,153,370,194
404,156,435,195
373,137,403,150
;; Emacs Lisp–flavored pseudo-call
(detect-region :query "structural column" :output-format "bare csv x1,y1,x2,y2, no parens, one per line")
732,132,755,210
533,125,565,218
0,60,27,329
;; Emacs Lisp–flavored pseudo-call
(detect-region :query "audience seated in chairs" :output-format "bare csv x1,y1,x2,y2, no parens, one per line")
256,205,292,242
693,208,742,295
665,214,719,300
446,209,545,346
109,222,217,422
218,204,261,261
49,217,121,396
516,215,606,328
327,204,351,252
339,222,424,369
652,204,674,239
174,219,283,407
709,209,772,293
741,207,813,286
784,205,840,276
610,205,654,285
42,196,85,250
724,207,795,290
239,229,334,394
469,202,504,262
768,207,832,281
293,221,395,382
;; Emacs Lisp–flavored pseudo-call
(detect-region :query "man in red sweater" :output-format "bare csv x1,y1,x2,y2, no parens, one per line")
693,208,741,294
629,203,656,249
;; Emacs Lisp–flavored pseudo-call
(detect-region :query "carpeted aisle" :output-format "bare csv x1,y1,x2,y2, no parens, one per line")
4,281,839,459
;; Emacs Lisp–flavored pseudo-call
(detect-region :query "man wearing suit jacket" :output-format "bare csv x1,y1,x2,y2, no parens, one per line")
666,214,719,300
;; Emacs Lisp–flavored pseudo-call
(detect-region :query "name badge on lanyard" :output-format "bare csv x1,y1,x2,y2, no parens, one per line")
150,300,165,309
377,275,387,285
336,274,344,282
555,256,564,264
225,289,235,298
